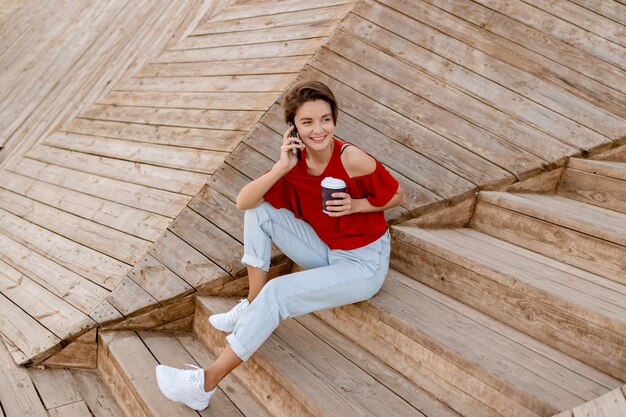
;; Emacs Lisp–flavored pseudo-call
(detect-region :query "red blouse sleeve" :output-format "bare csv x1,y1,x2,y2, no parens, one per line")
358,161,399,207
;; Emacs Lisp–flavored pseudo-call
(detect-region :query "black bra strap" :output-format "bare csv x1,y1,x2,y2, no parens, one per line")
340,143,353,155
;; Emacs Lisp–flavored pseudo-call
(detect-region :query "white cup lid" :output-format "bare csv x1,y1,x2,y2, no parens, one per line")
321,177,346,189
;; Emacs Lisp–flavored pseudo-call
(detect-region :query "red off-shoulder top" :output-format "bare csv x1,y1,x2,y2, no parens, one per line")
263,138,399,250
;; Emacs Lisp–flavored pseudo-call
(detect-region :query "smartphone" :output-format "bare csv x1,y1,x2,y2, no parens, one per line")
288,120,301,160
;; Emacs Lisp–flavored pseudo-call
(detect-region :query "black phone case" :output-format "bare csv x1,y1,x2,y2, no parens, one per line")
289,121,301,160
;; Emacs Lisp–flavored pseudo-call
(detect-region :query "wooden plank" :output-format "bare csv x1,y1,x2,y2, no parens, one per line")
472,194,626,284
380,271,617,401
210,163,253,202
193,4,352,35
168,207,245,276
0,0,187,171
0,335,48,417
139,331,246,417
175,332,275,417
106,294,195,331
68,369,126,417
97,333,149,417
470,0,625,70
43,329,97,369
64,117,245,152
153,38,323,64
506,168,565,194
569,0,626,25
352,2,605,154
296,314,461,417
0,186,149,265
97,91,276,112
115,73,294,93
306,305,505,417
524,0,625,47
275,317,453,417
152,315,193,331
48,401,92,417
591,144,626,162
369,277,588,414
149,230,229,289
0,258,96,341
29,368,83,409
0,292,62,362
374,0,625,141
417,0,626,107
0,1,119,142
99,331,198,417
137,56,310,77
558,168,626,214
343,4,592,155
1,170,170,241
404,193,475,229
12,157,190,218
0,206,128,291
106,277,158,317
79,104,262,131
211,0,355,22
302,63,523,185
572,386,626,417
321,32,554,179
127,253,194,303
392,227,626,380
26,144,207,195
1,335,29,366
180,21,339,50
89,300,124,326
188,183,245,243
0,231,108,314
567,158,626,181
45,131,226,175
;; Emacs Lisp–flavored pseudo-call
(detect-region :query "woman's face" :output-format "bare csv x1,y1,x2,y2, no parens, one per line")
294,99,335,152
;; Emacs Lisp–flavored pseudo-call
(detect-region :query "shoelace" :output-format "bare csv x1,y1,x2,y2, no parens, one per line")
229,299,248,319
180,364,203,389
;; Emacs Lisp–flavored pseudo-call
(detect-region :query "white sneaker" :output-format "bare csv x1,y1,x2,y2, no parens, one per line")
208,298,250,333
155,364,216,410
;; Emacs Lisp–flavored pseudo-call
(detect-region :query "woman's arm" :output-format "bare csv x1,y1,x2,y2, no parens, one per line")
236,125,303,210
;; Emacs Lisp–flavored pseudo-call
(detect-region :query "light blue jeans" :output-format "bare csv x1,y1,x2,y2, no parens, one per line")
226,202,390,361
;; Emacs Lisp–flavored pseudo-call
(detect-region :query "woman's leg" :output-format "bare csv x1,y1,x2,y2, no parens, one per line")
203,345,242,391
226,231,391,362
246,266,267,302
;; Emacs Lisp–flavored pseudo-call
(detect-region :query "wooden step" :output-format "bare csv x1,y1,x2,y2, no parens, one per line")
391,226,626,381
558,158,626,214
195,296,461,417
471,192,626,285
0,334,125,417
314,269,621,417
97,330,272,417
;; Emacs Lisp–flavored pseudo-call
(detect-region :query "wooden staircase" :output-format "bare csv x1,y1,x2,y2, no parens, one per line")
91,157,626,417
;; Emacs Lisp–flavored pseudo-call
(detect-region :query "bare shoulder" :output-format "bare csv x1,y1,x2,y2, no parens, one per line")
341,145,376,178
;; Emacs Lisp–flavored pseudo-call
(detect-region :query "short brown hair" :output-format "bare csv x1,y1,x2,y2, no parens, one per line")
283,80,338,124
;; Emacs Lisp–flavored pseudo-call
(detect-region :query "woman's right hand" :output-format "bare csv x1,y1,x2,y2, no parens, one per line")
273,125,304,173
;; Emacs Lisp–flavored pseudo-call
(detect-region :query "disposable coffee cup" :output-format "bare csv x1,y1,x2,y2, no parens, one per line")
321,177,346,214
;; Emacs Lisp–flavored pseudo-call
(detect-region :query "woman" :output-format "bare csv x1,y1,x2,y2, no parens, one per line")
156,80,404,410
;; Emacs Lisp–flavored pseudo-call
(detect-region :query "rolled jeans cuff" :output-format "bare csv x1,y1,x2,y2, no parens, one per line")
241,253,269,272
226,333,253,361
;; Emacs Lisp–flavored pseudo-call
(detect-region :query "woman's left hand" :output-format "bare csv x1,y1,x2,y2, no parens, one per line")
326,192,356,217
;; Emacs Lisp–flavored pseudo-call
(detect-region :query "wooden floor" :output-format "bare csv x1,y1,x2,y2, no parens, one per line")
0,0,624,379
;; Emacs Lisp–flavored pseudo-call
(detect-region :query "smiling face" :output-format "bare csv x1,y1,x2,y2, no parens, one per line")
294,99,335,152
